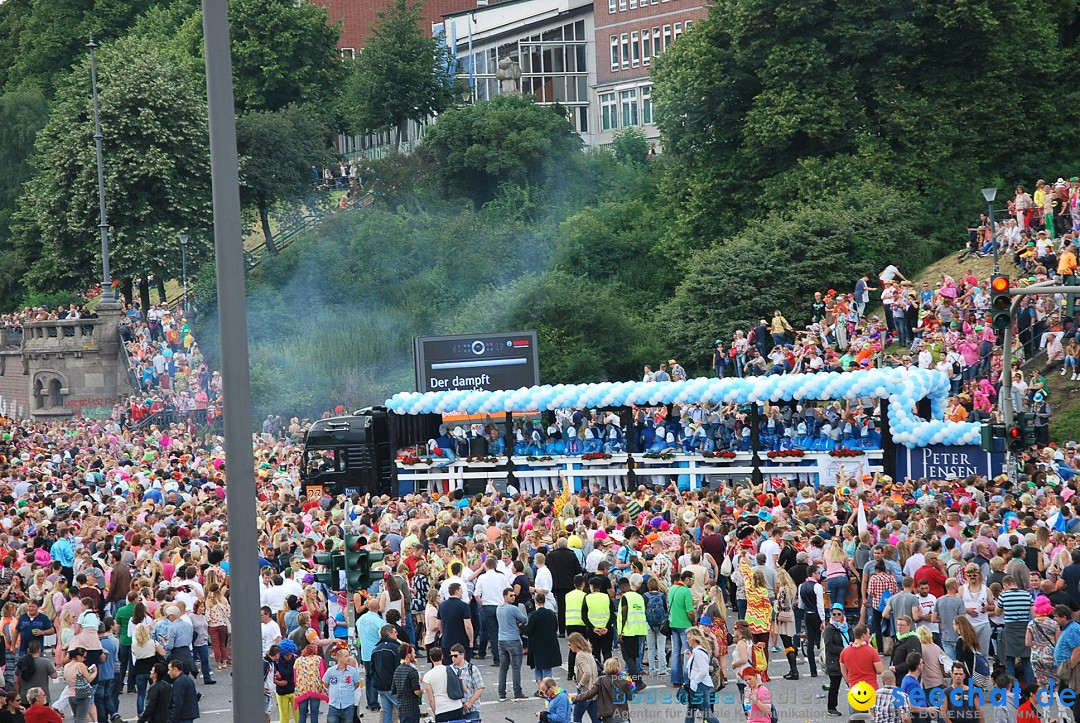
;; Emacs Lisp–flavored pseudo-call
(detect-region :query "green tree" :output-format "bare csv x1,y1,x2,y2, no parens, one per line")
453,271,662,383
611,127,649,164
337,0,457,148
0,88,48,310
12,35,212,310
660,182,919,366
176,0,344,113
0,0,168,92
236,106,334,253
422,94,584,203
650,0,1076,246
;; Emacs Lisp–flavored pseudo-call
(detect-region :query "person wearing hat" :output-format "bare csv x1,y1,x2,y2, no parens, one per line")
823,604,854,716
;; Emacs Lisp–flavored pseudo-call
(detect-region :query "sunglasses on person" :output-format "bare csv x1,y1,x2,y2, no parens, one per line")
831,612,845,617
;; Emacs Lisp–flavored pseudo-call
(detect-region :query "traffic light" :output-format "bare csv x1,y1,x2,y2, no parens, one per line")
979,423,1005,453
344,534,385,593
314,548,344,589
1007,413,1037,451
990,275,1012,330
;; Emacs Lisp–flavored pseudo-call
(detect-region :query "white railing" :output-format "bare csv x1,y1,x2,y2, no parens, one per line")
395,450,885,495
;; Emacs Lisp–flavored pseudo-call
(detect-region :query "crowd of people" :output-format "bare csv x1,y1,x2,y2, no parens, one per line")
1,186,1080,723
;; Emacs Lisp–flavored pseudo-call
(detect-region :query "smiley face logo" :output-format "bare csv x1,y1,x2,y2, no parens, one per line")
848,681,877,711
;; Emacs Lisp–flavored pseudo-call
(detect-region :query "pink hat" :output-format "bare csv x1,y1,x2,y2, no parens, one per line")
593,530,607,541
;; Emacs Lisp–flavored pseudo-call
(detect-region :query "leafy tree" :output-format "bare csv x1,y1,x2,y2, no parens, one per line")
176,0,344,113
0,88,48,309
611,127,649,164
650,0,1078,246
337,0,457,147
0,0,168,92
422,94,584,203
660,182,919,368
12,35,212,310
236,106,335,253
453,271,662,383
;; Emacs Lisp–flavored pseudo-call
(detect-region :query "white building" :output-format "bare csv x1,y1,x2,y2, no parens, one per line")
440,0,597,144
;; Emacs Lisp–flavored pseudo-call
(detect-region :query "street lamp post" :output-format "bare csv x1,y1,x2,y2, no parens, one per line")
88,37,113,302
982,187,998,274
179,234,189,316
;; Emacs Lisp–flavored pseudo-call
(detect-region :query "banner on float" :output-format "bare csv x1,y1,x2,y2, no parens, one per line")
816,453,870,488
896,444,1004,481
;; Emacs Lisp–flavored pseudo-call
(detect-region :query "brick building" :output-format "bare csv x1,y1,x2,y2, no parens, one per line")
592,0,707,146
311,0,476,56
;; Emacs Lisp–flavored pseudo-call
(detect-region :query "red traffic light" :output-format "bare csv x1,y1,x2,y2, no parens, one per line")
991,276,1010,293
1009,426,1021,439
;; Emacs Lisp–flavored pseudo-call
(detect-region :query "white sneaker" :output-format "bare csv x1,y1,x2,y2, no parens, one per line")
1073,373,1078,380
1062,368,1067,375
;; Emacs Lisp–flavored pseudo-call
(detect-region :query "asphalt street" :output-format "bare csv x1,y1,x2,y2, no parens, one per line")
56,639,838,723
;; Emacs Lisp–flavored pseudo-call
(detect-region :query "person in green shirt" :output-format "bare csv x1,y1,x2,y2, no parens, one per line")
113,590,139,699
667,570,696,687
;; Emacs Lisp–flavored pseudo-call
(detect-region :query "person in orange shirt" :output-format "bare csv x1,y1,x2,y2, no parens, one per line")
1059,239,1078,277
946,397,969,422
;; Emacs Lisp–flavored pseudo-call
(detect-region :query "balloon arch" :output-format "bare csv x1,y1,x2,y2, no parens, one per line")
385,367,978,449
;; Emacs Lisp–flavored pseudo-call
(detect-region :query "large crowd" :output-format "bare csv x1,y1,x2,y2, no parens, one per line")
0,186,1077,723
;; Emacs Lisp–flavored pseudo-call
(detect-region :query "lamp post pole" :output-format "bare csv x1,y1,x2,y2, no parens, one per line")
179,234,189,315
88,37,113,301
982,187,998,274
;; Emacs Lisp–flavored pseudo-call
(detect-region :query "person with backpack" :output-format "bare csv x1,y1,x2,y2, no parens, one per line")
371,626,402,723
642,578,668,677
823,603,853,717
421,647,464,723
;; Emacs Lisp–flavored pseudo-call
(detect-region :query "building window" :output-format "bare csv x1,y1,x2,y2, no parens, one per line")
609,0,616,12
662,25,671,51
601,92,618,131
631,31,640,67
620,88,638,127
673,22,682,41
621,33,630,69
652,27,661,56
641,84,653,125
684,20,693,31
630,0,637,8
619,0,627,11
610,36,619,71
340,48,356,60
642,29,651,65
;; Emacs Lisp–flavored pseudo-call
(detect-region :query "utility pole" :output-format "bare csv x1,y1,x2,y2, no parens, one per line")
88,37,113,303
201,2,261,721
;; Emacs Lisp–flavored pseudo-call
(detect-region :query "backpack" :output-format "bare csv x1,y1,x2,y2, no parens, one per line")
645,591,667,628
445,665,465,701
876,588,892,613
15,653,34,683
751,642,770,681
971,651,991,688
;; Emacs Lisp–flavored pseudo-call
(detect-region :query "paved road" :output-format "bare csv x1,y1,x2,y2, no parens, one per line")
51,640,836,723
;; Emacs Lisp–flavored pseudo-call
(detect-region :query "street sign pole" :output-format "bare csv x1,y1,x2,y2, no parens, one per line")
201,2,261,720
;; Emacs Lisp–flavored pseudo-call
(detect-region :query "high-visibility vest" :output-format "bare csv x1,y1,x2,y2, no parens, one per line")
617,590,648,637
585,591,611,628
565,589,587,627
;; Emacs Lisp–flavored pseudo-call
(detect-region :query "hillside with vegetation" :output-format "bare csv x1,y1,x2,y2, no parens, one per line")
3,0,1080,425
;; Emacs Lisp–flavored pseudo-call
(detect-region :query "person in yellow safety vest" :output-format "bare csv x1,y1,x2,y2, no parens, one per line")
563,575,588,682
617,576,648,675
584,575,614,665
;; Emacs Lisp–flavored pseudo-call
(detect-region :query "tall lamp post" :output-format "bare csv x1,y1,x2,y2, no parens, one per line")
982,187,998,274
88,37,113,303
179,234,189,316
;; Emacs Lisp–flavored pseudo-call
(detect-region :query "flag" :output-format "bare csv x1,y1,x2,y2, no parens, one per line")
1054,511,1069,533
857,501,868,535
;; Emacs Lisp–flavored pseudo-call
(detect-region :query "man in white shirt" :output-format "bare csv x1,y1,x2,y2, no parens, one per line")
533,553,555,611
584,539,606,574
260,606,281,656
439,561,467,603
902,540,926,579
473,559,507,664
260,574,288,614
759,529,782,571
879,264,906,284
422,648,464,722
